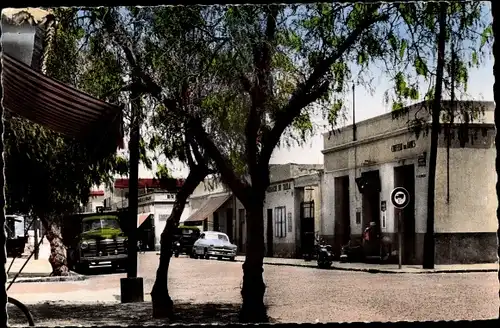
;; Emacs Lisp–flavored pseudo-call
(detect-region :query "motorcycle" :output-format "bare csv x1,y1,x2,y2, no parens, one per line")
172,241,181,258
304,233,334,269
316,240,334,269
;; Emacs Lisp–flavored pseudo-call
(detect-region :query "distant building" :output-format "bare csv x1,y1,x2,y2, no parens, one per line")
321,100,496,264
83,178,186,251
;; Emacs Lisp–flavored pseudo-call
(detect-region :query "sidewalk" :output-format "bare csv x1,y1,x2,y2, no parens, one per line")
6,242,85,283
234,256,498,274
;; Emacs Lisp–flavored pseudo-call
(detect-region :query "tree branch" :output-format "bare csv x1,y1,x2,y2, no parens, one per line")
188,118,251,207
259,5,386,168
246,6,279,186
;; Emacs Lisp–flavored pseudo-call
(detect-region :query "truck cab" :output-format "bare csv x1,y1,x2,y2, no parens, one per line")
67,214,128,272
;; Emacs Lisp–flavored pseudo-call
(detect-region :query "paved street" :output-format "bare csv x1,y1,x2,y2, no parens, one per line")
8,252,499,323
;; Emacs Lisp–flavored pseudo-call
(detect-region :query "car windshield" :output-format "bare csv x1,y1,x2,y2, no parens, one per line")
83,219,120,232
205,233,229,242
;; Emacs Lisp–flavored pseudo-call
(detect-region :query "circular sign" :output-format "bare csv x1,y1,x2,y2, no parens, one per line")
390,187,410,209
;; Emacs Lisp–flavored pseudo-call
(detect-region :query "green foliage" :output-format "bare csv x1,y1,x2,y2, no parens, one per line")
4,8,128,219
384,2,490,142
49,3,490,194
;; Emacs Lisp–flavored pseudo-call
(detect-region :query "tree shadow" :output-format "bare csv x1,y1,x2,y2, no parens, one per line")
9,301,244,326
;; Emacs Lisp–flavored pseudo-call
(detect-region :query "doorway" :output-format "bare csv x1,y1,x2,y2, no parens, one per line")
238,209,245,251
334,176,351,253
213,212,220,231
137,214,155,251
360,170,381,230
300,201,315,257
394,164,416,264
226,209,234,242
266,209,273,257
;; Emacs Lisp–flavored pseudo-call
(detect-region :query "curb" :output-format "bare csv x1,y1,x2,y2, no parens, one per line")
7,272,87,284
235,259,498,274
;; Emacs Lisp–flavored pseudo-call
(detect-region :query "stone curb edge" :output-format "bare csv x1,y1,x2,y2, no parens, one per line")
7,272,87,284
234,259,498,274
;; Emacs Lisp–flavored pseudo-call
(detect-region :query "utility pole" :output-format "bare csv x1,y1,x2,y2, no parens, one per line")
33,218,39,260
120,80,144,303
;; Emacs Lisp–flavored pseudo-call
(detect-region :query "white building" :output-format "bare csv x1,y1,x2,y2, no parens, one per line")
137,191,191,250
321,100,497,264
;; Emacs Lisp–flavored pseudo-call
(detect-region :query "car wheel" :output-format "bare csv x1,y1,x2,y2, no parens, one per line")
229,256,235,262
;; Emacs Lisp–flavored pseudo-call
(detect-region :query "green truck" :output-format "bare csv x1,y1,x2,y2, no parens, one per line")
65,213,128,272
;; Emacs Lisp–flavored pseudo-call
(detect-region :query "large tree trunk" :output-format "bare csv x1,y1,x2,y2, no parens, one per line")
151,165,207,319
40,217,69,276
423,2,447,269
491,0,499,318
239,195,267,323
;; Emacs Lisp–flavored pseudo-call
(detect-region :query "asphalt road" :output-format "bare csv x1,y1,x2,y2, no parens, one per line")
8,253,499,323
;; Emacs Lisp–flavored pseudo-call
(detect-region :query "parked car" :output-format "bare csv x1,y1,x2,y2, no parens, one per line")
6,215,27,258
172,225,201,258
192,231,237,261
67,214,128,272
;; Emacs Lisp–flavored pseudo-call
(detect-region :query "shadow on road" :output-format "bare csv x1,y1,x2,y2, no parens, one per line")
78,265,126,276
9,301,244,326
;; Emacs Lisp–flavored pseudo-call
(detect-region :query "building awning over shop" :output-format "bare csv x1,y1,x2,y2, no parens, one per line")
184,194,231,223
1,53,124,148
137,212,153,228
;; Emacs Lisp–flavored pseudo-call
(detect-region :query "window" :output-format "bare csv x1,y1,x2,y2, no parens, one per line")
283,182,291,190
274,207,286,238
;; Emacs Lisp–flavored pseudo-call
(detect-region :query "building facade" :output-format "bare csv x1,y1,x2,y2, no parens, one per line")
321,100,497,264
185,164,323,258
137,191,191,250
263,164,323,258
183,179,243,249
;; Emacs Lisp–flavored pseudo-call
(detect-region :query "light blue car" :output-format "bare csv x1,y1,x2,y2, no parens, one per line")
192,231,237,261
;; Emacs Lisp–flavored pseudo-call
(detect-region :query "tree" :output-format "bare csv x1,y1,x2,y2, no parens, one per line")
83,4,423,321
423,2,447,269
382,2,492,268
124,5,402,321
3,8,127,276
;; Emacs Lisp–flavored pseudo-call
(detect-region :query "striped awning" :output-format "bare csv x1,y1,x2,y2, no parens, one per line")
1,53,123,148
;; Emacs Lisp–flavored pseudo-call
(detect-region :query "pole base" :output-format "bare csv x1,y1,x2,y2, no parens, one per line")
120,277,144,303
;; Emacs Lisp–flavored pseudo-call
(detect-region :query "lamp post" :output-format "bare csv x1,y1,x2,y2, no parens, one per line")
119,81,144,303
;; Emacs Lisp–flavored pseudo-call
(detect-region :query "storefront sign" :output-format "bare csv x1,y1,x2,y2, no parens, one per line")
138,195,153,205
391,140,416,152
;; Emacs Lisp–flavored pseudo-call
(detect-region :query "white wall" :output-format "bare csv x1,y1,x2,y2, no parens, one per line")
434,140,497,233
263,181,296,247
151,202,192,249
